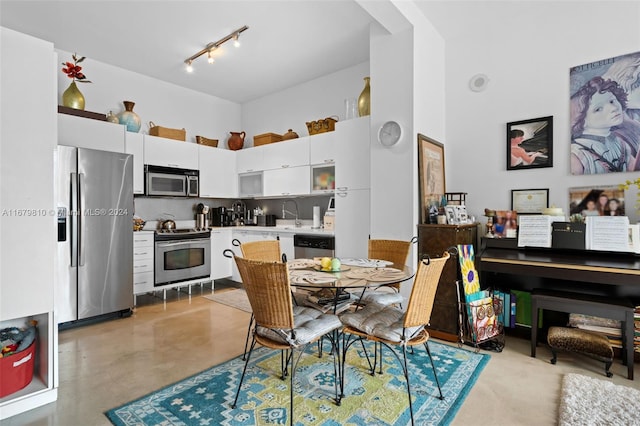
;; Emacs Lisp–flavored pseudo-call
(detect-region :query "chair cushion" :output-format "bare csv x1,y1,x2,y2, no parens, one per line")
256,306,342,347
339,302,423,343
361,291,404,306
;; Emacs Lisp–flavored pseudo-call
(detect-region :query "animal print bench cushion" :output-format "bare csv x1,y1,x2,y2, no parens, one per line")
547,326,613,360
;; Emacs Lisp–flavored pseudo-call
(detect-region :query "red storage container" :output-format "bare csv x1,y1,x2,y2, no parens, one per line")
0,341,35,397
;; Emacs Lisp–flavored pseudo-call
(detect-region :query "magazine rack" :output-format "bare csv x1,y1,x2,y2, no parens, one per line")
453,245,505,352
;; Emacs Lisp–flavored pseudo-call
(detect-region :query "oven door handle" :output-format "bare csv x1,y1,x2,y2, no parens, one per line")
156,239,210,248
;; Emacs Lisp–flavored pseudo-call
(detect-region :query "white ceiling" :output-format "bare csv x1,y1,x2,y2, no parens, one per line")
0,0,380,104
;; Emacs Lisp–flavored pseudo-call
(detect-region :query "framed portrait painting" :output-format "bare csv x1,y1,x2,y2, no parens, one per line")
570,50,640,175
507,116,553,170
569,186,625,217
418,134,446,223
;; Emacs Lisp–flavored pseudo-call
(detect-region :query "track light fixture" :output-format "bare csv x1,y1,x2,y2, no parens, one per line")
184,25,248,72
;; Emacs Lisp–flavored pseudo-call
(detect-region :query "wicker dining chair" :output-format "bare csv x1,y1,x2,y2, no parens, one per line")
231,256,343,425
339,252,450,426
360,238,415,306
236,239,283,360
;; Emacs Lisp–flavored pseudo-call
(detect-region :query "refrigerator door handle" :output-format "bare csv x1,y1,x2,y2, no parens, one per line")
78,172,86,266
70,173,78,267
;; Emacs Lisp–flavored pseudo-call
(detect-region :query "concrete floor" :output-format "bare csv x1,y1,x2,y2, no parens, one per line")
3,281,639,425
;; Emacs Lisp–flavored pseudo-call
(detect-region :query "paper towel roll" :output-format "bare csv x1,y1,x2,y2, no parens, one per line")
313,205,320,228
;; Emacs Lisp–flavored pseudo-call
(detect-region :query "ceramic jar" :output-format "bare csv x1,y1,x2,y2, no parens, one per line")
282,129,299,140
116,101,141,133
228,131,246,150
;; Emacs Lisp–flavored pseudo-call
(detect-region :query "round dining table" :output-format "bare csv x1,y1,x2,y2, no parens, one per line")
287,258,415,314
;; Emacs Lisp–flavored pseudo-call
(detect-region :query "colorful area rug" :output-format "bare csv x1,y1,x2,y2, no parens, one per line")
106,340,489,426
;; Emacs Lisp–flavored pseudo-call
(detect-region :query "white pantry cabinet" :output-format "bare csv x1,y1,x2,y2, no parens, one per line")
335,117,370,191
263,166,311,197
334,188,370,259
144,135,199,170
124,132,145,194
1,27,58,419
58,113,126,153
198,146,237,198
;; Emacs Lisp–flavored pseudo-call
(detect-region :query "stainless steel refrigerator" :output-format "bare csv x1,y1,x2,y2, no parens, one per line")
56,146,134,325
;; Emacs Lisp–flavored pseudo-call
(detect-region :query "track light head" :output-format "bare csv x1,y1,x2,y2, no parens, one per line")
185,60,193,73
233,33,241,48
207,50,215,64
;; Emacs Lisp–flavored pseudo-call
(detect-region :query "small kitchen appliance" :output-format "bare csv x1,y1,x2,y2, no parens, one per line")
210,206,228,227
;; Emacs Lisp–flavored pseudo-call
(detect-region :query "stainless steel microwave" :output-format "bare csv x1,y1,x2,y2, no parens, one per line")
145,165,199,197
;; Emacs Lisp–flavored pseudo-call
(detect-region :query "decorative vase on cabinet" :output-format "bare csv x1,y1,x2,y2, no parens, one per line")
117,101,141,133
228,131,245,150
62,81,85,110
358,76,370,117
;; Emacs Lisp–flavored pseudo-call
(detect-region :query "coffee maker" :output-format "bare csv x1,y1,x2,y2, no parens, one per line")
210,206,229,227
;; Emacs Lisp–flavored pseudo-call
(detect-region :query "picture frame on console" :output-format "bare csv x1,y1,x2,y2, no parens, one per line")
511,188,549,214
569,186,626,217
507,116,553,170
418,134,446,224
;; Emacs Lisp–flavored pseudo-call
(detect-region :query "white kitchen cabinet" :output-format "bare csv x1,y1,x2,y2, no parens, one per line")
263,166,311,197
236,145,265,173
133,232,154,296
125,132,145,194
334,188,370,258
260,138,310,170
238,172,263,197
309,132,336,165
276,233,295,262
229,230,293,281
210,228,233,280
58,113,126,153
1,27,58,419
230,230,264,281
144,134,199,170
198,146,237,198
335,117,370,191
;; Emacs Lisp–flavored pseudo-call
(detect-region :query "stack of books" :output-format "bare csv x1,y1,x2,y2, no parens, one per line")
635,306,640,354
304,288,354,314
568,313,622,348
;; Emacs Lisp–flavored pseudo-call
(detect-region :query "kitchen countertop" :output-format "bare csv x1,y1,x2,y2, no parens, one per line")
140,220,334,236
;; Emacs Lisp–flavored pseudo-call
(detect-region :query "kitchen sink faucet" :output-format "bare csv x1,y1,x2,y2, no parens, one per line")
282,199,301,227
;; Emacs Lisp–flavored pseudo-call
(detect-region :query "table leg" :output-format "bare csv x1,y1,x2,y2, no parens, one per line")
531,299,538,358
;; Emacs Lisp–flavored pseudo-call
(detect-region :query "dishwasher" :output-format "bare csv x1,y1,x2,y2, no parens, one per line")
294,234,335,258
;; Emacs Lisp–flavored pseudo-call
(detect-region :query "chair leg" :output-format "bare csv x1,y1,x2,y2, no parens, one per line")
242,314,254,361
400,344,416,426
424,341,444,400
232,336,257,408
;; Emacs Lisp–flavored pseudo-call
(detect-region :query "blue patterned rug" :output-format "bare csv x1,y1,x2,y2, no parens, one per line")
106,340,489,426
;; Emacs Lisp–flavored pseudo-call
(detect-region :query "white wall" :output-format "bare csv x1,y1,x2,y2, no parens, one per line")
241,61,370,146
439,1,640,224
56,48,241,146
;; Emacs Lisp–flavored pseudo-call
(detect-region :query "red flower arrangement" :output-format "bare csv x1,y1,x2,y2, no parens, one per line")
61,53,92,83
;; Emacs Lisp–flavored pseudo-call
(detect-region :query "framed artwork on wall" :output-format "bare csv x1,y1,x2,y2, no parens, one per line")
418,134,446,224
511,188,549,214
570,50,640,175
569,186,626,217
507,116,553,170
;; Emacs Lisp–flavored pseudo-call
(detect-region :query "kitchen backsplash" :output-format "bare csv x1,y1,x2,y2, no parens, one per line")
134,195,333,224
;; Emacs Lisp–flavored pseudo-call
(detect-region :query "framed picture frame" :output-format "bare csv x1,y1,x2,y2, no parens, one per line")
418,134,446,223
569,186,626,217
511,188,549,214
444,205,458,224
507,116,553,170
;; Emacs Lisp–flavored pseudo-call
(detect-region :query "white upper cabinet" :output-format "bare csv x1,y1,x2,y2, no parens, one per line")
124,132,144,194
58,113,126,152
198,146,237,198
260,138,310,170
236,145,265,173
263,166,310,197
335,117,370,191
309,132,337,165
144,134,199,170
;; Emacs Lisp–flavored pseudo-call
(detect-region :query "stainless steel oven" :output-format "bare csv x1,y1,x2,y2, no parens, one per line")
154,229,211,286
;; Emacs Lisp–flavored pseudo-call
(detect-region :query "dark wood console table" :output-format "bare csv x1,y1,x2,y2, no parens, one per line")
478,238,639,377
